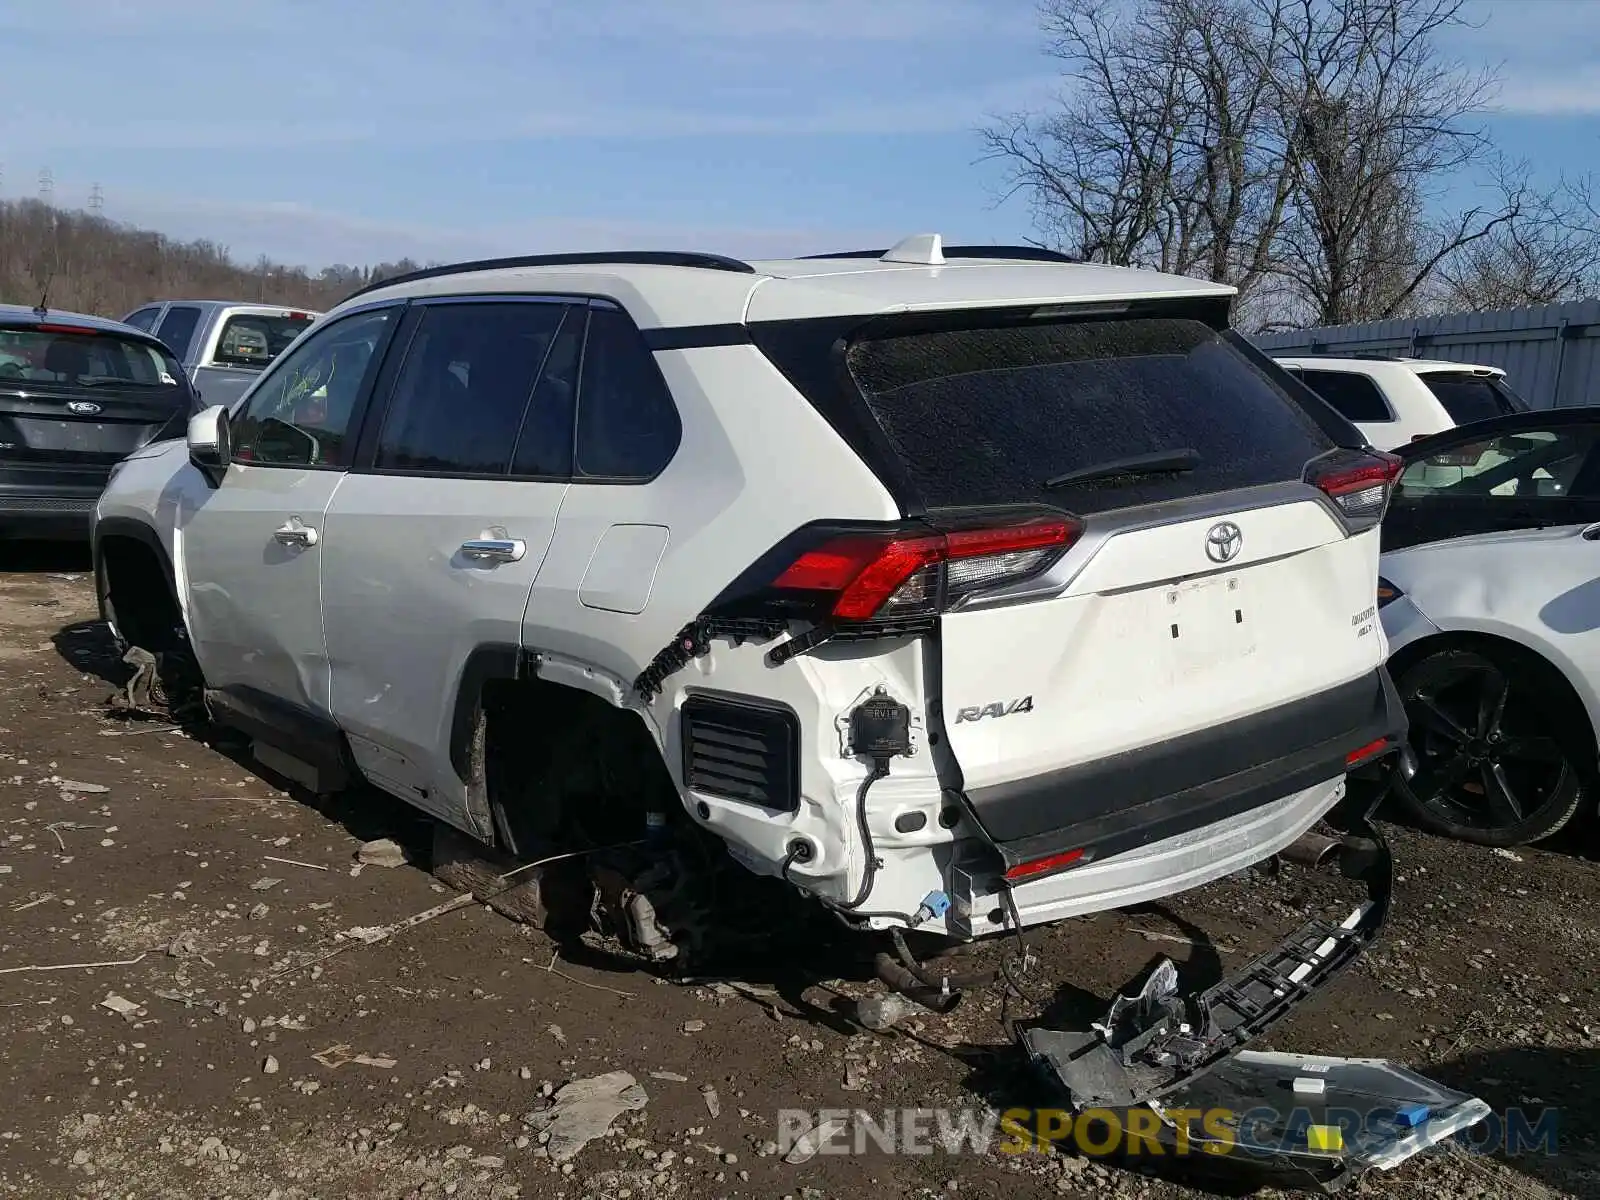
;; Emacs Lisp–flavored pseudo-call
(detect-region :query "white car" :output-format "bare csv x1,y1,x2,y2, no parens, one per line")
91,236,1404,960
1378,407,1600,846
1273,354,1527,450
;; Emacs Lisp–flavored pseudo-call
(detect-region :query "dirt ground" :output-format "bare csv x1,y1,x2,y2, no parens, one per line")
1,544,1597,1200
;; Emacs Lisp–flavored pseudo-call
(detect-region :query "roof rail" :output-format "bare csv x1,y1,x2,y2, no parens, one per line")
801,244,1081,264
1290,349,1409,362
342,250,756,303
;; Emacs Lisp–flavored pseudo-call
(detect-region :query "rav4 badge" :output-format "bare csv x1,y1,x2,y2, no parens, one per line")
954,697,1034,723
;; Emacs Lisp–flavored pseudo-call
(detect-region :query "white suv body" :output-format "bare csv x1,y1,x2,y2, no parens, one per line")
92,238,1405,941
1272,355,1527,450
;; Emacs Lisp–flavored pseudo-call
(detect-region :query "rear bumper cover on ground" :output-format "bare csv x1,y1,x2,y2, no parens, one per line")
1019,818,1488,1188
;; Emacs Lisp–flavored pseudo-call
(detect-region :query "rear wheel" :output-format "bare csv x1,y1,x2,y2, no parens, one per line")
1390,644,1589,847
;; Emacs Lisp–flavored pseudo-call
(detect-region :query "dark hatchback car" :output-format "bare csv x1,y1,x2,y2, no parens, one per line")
0,304,200,541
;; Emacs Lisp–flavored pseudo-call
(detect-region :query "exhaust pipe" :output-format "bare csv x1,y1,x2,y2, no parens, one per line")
1281,831,1343,868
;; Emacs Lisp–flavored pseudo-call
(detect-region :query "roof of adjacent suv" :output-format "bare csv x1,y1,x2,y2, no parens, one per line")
333,238,1238,331
1272,354,1504,376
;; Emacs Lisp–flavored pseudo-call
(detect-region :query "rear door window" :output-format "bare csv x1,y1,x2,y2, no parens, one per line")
1419,373,1520,425
374,301,570,476
211,312,317,368
844,316,1335,513
1295,370,1392,423
123,306,162,332
155,305,202,358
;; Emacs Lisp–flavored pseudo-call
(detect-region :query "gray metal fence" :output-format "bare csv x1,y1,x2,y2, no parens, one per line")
1252,299,1600,410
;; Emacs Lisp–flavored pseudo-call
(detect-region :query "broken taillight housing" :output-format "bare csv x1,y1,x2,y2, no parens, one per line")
1303,448,1403,532
709,511,1082,631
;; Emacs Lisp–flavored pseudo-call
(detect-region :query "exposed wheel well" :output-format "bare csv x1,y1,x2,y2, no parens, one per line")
479,675,679,857
1387,630,1600,774
98,532,184,654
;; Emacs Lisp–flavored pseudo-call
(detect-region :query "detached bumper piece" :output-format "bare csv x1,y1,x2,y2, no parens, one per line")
1020,821,1489,1187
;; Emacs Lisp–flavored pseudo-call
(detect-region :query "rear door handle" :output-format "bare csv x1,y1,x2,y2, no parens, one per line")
460,538,526,563
1581,522,1600,541
273,517,319,547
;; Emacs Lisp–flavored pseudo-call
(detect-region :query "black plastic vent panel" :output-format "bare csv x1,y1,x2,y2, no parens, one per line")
681,696,800,813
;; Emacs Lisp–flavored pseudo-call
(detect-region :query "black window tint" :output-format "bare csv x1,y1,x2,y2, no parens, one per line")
123,307,161,332
375,302,567,476
232,307,394,468
1420,372,1520,424
1295,370,1392,423
574,306,681,480
845,317,1334,514
155,305,202,357
509,307,584,478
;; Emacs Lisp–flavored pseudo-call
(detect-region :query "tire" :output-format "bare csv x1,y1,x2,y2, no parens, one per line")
1390,644,1589,847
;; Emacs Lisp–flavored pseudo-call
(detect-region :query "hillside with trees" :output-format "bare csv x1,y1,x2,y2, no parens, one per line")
0,197,427,318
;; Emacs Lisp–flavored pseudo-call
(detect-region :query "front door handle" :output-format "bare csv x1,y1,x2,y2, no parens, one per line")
460,538,526,563
273,517,319,547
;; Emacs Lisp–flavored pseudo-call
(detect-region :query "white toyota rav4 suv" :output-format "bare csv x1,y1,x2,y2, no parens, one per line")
92,237,1405,955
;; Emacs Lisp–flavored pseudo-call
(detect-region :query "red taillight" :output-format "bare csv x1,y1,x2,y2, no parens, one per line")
288,312,311,321
1304,449,1403,529
35,323,101,336
1004,847,1086,882
774,517,1080,622
1345,737,1395,768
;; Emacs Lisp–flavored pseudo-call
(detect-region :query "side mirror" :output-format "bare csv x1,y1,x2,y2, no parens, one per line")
187,404,231,486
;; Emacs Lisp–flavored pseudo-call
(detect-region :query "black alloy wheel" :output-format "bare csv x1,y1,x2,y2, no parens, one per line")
1391,645,1588,847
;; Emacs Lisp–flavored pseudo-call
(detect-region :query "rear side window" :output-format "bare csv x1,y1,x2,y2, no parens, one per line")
155,305,202,358
212,312,316,367
123,306,162,332
375,302,569,476
1420,372,1520,425
845,317,1335,513
574,306,681,481
0,327,182,390
1295,370,1392,423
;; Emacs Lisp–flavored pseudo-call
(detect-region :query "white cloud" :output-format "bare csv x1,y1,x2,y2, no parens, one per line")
96,187,908,270
1496,65,1600,116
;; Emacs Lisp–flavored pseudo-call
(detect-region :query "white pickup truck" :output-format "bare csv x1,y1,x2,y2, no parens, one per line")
119,300,321,410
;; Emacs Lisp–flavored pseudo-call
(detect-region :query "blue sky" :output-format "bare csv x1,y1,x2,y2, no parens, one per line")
1,0,1597,270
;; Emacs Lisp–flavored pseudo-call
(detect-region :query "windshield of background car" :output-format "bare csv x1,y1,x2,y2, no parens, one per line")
211,312,317,368
1398,426,1597,498
0,326,187,396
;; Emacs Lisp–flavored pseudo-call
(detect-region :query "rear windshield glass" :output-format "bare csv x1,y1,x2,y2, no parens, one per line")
1420,372,1521,425
212,313,316,368
0,326,183,390
845,317,1335,513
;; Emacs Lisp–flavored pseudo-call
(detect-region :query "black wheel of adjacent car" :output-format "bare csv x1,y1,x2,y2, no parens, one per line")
1391,645,1589,847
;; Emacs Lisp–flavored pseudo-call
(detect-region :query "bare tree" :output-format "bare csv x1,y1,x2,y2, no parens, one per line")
1433,171,1600,312
1269,0,1508,324
982,0,1301,303
985,0,1519,324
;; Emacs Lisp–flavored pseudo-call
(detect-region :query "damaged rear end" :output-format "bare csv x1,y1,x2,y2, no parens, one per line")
691,295,1407,927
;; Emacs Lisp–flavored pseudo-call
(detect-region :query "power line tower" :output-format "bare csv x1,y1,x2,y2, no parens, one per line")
38,167,53,206
88,183,104,217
